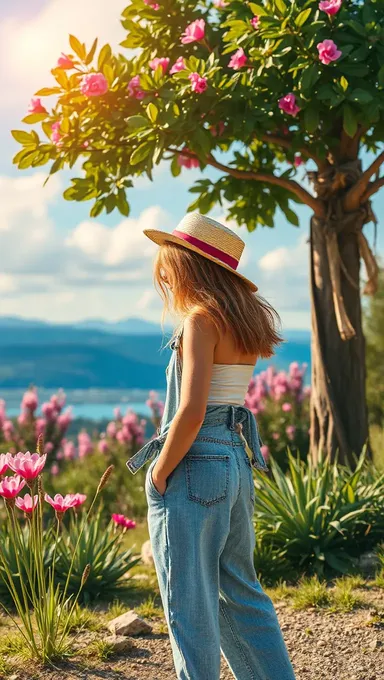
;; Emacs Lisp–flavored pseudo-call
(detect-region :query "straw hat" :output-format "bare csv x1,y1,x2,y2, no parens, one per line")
144,213,257,292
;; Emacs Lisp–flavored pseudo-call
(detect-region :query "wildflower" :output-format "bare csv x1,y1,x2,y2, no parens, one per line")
251,16,260,30
127,75,146,100
319,0,342,15
282,402,292,412
189,72,208,93
0,475,26,500
0,453,9,476
317,39,342,65
181,19,205,44
15,493,38,513
229,48,247,70
149,57,170,73
27,98,47,115
112,513,136,529
7,451,47,481
57,53,75,69
80,72,109,97
278,93,300,117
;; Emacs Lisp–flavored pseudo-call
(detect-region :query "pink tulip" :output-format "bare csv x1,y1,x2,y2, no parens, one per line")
143,0,160,8
317,39,341,65
0,475,26,499
251,16,260,29
45,493,78,513
127,75,146,100
260,445,270,462
57,53,75,69
294,154,303,167
229,48,247,70
112,513,136,529
319,0,342,15
282,402,292,412
149,57,170,73
278,93,300,117
7,452,47,481
28,98,47,115
181,19,205,44
71,493,87,508
80,72,108,97
170,57,186,74
178,149,199,169
15,493,38,513
0,454,9,476
189,72,208,94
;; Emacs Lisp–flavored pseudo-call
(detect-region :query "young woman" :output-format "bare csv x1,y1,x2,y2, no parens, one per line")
127,213,296,680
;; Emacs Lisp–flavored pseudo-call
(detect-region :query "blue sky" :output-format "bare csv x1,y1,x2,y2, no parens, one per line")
0,0,383,330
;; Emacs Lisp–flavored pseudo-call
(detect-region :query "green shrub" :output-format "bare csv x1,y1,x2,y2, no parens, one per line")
253,448,384,577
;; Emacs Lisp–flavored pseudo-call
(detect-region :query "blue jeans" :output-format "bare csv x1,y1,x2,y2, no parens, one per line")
145,417,296,680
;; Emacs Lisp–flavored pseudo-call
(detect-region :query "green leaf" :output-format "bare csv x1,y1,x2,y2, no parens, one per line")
53,69,70,90
103,64,114,85
349,88,373,104
130,143,152,165
275,0,287,15
34,87,61,96
340,76,348,92
98,44,112,70
171,154,181,177
22,112,48,124
295,8,312,27
345,20,366,37
300,64,320,92
127,115,149,130
304,106,319,134
146,102,158,123
116,189,130,217
378,65,384,87
249,3,267,16
90,199,105,217
281,205,299,226
18,150,39,169
343,104,358,138
69,34,86,61
11,130,35,145
85,38,98,66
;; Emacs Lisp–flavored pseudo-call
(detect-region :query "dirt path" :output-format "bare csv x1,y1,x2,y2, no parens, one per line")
9,591,383,680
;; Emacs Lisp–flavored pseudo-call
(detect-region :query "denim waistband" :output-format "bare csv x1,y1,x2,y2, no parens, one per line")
126,404,269,474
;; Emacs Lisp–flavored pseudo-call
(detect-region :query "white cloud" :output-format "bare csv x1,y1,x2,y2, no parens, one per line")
1,0,128,113
259,237,308,275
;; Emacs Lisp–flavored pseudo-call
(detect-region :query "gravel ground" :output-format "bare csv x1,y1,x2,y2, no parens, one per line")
6,588,383,680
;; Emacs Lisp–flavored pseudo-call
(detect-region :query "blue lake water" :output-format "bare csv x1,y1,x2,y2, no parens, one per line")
6,401,152,421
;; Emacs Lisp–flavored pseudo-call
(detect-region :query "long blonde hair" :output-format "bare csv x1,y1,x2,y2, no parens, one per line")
154,242,282,358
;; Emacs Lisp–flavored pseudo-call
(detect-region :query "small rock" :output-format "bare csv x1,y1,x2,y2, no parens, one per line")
141,539,154,565
108,610,153,636
104,635,134,654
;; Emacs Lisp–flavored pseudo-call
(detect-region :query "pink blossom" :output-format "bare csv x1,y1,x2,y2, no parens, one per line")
0,399,5,428
50,391,66,412
18,412,29,426
51,121,62,146
57,408,72,432
181,19,205,44
107,421,117,438
143,0,160,8
98,438,109,454
57,53,75,69
278,93,301,117
112,513,136,529
80,72,108,97
50,463,59,476
260,445,270,462
71,493,87,508
170,57,186,74
35,418,46,438
294,154,303,168
127,75,146,100
272,432,280,440
22,388,38,412
189,72,208,94
2,420,14,441
214,0,228,7
114,407,121,420
149,57,170,73
251,16,260,29
45,442,54,454
0,454,9,476
15,493,38,513
209,120,226,137
63,440,76,460
7,451,47,481
42,401,56,420
0,475,26,499
27,98,47,115
178,149,199,169
229,48,247,70
319,0,342,15
45,493,78,513
317,39,341,65
282,402,292,413
286,425,296,440
78,431,93,458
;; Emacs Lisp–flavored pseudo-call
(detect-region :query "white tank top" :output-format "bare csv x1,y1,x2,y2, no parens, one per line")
207,364,254,406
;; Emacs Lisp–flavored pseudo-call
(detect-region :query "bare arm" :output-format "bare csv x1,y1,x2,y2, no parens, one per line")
152,313,217,493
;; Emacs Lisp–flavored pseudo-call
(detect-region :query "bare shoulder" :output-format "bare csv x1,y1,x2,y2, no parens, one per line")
183,309,218,342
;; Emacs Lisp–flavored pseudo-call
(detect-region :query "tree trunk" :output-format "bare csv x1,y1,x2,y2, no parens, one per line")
309,210,370,467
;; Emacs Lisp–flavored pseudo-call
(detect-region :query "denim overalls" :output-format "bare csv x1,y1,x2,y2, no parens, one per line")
127,330,296,680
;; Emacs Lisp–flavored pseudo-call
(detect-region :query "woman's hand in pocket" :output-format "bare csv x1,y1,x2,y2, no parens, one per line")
152,465,168,496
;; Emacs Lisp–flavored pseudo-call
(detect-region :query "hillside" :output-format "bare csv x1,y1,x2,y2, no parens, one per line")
0,318,310,389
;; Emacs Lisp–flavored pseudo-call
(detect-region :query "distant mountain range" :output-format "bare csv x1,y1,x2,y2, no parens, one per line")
0,316,311,389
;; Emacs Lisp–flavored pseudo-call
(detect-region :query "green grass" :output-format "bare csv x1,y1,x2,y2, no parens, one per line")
329,576,365,613
63,606,103,634
135,594,163,619
290,576,331,610
85,638,115,661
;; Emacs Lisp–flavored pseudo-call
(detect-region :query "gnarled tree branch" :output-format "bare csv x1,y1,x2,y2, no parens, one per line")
206,154,325,216
361,177,384,203
260,134,327,171
344,150,384,210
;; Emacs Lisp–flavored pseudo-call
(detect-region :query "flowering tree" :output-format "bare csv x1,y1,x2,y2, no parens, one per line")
12,0,384,464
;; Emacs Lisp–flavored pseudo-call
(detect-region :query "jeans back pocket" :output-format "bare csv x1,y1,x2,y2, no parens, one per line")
185,455,230,507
